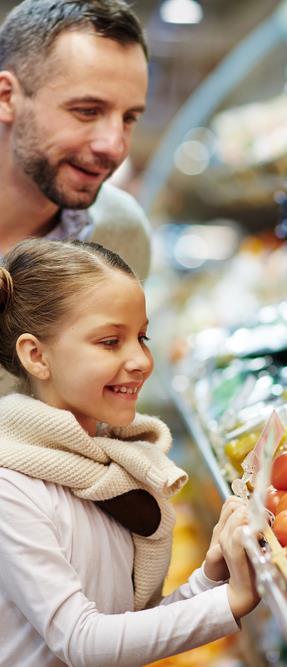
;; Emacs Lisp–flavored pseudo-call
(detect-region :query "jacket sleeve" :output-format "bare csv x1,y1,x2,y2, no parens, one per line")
160,564,231,605
0,471,239,667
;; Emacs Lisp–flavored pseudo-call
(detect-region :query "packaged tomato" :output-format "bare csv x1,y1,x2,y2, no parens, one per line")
271,452,287,491
273,510,287,547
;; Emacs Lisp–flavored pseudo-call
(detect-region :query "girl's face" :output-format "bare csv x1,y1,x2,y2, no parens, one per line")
36,271,153,435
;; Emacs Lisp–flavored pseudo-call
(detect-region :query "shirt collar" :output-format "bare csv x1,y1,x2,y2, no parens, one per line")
45,208,93,241
0,207,95,263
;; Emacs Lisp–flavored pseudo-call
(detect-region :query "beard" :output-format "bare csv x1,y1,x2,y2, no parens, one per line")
16,153,110,210
13,108,118,210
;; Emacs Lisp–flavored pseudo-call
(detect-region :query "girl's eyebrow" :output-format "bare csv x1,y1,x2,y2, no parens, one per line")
90,323,125,332
89,320,149,334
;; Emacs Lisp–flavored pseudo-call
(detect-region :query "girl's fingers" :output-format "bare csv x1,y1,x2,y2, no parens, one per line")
219,509,249,545
218,498,248,527
211,497,248,546
221,497,248,518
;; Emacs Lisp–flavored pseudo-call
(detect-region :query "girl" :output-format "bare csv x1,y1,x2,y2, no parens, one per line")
0,238,258,667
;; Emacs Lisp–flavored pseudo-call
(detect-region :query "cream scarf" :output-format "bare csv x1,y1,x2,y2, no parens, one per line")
0,393,188,611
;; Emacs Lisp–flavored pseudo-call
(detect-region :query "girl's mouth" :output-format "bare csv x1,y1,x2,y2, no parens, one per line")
106,384,141,400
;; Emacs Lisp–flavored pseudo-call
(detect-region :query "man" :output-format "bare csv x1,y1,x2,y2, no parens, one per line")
0,0,150,392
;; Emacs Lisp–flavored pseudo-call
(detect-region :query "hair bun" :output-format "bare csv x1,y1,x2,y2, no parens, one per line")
0,267,13,312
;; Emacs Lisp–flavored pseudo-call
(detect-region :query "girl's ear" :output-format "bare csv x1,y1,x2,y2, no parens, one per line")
16,334,50,381
0,71,20,123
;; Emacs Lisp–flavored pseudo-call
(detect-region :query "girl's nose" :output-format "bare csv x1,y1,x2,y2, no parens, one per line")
124,346,153,376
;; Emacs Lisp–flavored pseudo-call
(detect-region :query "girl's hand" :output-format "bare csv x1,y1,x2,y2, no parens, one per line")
204,496,248,581
220,507,260,620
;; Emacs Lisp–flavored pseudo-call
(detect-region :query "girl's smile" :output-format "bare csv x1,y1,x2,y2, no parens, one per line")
105,382,143,400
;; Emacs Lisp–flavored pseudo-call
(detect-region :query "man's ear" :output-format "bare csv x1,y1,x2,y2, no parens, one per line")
0,71,20,123
16,334,50,381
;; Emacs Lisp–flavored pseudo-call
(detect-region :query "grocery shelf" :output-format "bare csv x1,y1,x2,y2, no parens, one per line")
164,369,287,666
164,368,231,499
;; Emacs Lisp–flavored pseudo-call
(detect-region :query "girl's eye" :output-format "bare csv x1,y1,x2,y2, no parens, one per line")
139,335,150,344
98,335,150,346
101,339,119,347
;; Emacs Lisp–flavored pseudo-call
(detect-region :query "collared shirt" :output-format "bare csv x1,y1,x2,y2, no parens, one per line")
45,208,94,242
0,209,94,264
0,183,151,279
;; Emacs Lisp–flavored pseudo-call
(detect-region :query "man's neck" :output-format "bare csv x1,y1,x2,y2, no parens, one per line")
0,177,60,254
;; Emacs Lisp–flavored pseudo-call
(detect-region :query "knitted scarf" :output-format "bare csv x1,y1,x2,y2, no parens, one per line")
0,393,188,611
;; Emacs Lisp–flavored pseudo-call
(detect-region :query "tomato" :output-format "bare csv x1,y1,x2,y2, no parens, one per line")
265,486,286,514
273,510,287,546
276,493,287,515
271,452,287,491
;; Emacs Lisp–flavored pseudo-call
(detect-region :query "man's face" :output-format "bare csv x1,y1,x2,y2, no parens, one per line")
12,31,148,209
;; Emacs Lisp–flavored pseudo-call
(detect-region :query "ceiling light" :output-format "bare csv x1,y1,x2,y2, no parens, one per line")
160,0,203,25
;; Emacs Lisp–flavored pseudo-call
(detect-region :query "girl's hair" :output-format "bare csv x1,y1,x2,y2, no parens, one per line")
0,238,135,379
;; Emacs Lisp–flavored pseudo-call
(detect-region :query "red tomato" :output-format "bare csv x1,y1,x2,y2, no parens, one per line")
265,486,286,514
273,510,287,546
271,452,287,491
276,493,287,515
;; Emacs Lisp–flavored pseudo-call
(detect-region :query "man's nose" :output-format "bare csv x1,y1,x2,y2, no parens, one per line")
90,119,127,163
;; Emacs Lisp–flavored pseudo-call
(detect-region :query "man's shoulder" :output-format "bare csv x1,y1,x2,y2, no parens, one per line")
86,183,151,281
89,182,150,232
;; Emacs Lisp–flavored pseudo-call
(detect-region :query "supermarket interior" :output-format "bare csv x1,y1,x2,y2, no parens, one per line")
137,2,287,665
2,0,287,665
129,1,287,665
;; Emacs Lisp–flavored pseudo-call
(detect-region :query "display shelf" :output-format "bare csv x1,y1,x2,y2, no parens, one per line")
169,382,231,501
164,370,287,667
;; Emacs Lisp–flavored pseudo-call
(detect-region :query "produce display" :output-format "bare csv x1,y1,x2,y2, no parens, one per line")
269,452,287,547
147,226,287,645
228,408,287,613
166,303,287,637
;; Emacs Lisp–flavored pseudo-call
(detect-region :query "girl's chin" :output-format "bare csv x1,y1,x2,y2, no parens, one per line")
107,413,136,428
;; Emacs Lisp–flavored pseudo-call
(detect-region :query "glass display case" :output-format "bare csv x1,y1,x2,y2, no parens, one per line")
140,8,287,659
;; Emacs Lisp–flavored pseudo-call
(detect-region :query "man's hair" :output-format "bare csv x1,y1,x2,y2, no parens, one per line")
0,0,148,96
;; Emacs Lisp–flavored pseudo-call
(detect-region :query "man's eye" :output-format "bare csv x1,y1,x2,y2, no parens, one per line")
72,108,100,118
124,114,139,126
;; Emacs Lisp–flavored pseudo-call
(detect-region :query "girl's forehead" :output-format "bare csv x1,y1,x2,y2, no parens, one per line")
63,273,146,322
88,271,143,298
